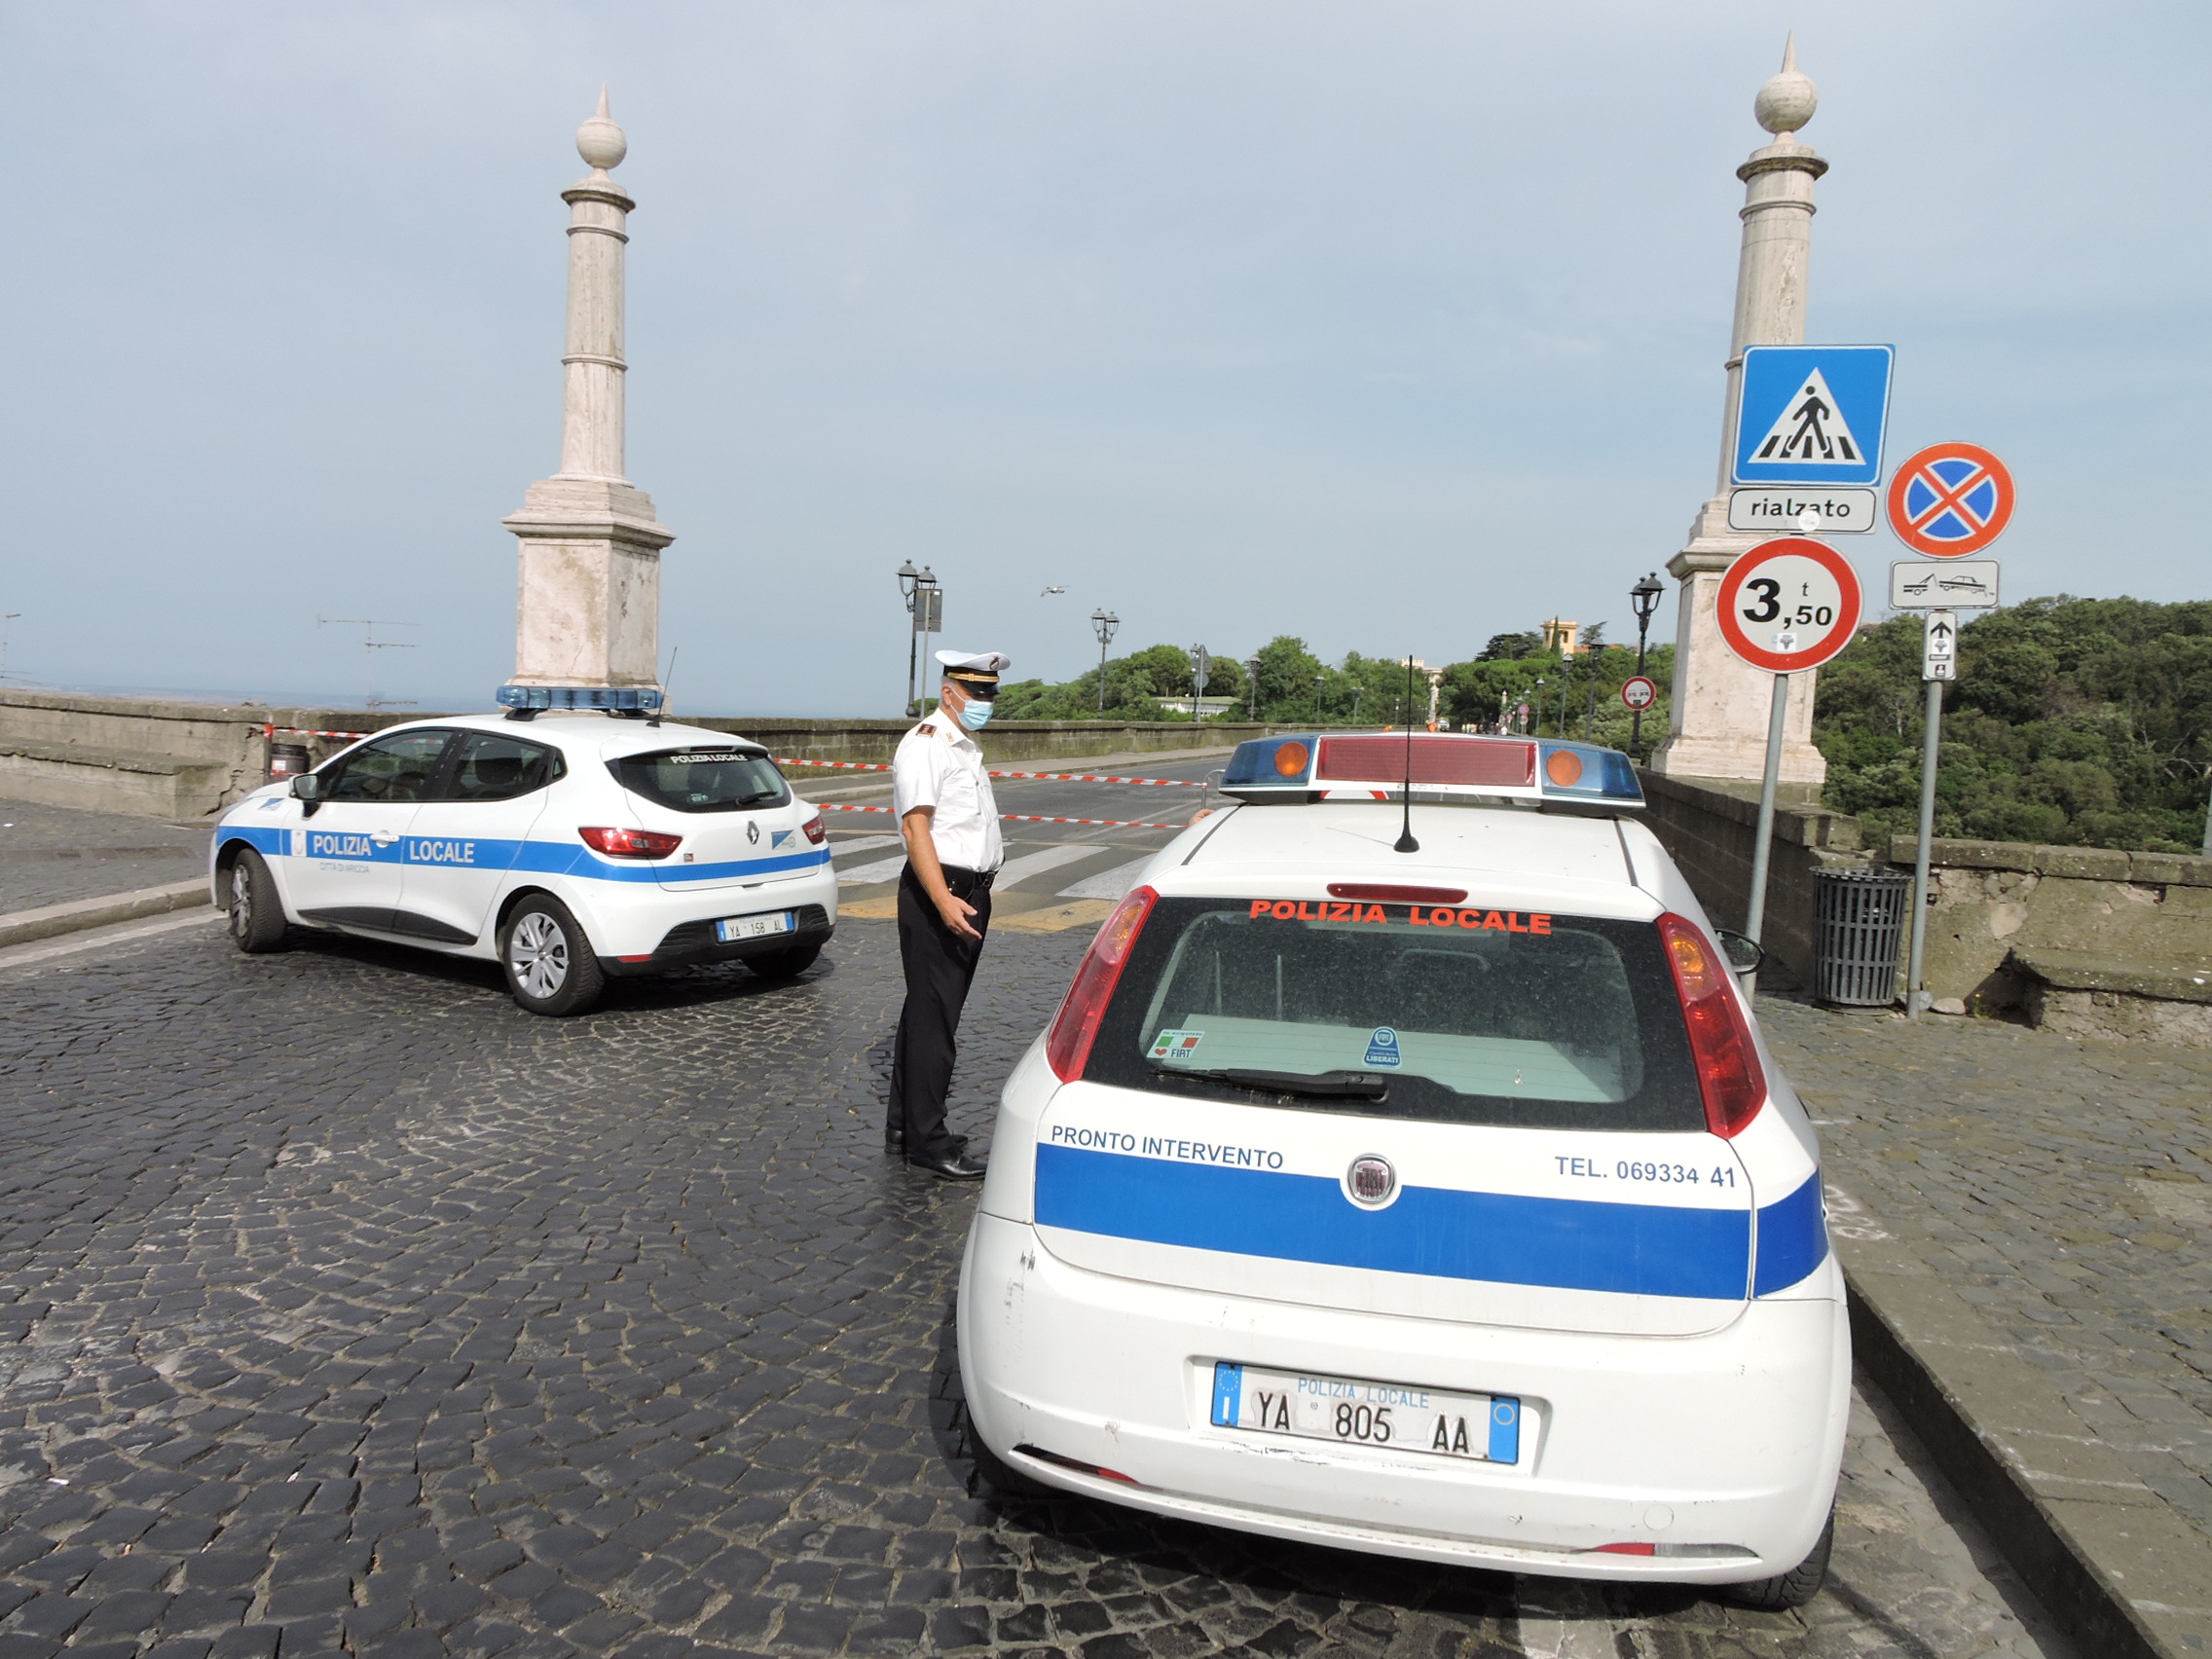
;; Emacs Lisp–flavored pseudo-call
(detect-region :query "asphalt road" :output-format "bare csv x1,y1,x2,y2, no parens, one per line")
0,891,2075,1658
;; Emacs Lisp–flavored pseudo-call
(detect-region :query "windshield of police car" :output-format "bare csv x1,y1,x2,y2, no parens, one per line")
1088,897,1705,1131
609,748,790,814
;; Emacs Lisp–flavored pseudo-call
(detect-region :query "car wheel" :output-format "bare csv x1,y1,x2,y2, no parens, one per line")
747,943,822,980
499,895,605,1016
1727,1507,1832,1609
225,850,289,953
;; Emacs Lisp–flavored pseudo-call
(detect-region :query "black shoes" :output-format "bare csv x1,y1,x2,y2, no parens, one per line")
907,1149,986,1181
886,1128,967,1155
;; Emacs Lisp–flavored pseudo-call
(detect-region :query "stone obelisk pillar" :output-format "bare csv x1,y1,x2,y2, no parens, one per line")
502,90,673,698
1648,41,1827,788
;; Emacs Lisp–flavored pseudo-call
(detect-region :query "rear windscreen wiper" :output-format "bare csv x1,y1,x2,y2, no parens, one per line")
1209,1068,1390,1099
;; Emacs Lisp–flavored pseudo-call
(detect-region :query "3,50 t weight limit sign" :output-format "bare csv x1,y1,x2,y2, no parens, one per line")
1715,538,1864,674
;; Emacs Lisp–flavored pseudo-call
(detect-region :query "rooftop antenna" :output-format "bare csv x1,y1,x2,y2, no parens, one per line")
1393,653,1419,854
648,646,677,727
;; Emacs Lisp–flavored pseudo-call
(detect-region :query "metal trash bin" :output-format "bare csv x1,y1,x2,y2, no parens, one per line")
266,742,311,784
1812,867,1912,1007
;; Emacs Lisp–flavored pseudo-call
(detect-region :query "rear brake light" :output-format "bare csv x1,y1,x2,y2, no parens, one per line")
1326,883,1468,904
1588,1542,1656,1556
1014,1444,1140,1485
1656,912,1765,1137
578,826,683,859
1045,886,1158,1082
800,813,826,845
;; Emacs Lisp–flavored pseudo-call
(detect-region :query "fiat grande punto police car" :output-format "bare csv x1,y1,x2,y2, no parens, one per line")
208,712,835,1014
957,731,1843,1607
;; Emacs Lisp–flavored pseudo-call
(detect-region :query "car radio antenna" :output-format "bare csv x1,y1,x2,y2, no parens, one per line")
648,647,677,728
1393,653,1419,854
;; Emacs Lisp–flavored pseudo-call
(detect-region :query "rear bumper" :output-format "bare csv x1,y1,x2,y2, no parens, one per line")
957,1211,1847,1584
600,902,834,976
558,864,839,960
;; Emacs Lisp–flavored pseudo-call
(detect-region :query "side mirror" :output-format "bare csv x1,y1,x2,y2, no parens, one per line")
290,773,322,801
1715,929,1767,976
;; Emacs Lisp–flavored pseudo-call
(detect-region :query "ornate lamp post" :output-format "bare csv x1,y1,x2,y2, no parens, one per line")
1630,571,1665,759
897,562,921,715
1090,608,1120,714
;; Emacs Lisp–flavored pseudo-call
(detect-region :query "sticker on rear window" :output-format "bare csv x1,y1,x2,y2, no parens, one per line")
1364,1027,1402,1068
1149,1029,1204,1062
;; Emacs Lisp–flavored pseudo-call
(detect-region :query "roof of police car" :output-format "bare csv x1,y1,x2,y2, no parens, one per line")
374,712,765,761
1160,800,1650,912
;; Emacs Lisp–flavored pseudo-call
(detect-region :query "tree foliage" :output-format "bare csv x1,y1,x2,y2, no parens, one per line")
1814,597,2212,854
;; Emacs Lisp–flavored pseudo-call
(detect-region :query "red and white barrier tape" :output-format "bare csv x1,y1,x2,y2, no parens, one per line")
778,756,1201,788
266,725,372,741
817,802,1189,831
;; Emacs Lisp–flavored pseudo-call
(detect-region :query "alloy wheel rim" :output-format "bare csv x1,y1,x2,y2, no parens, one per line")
510,912,570,998
229,865,251,937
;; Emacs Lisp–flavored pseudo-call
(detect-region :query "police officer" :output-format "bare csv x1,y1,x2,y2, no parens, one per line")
887,649,1009,1179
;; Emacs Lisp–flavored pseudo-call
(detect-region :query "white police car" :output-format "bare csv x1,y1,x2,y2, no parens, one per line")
209,712,835,1014
957,731,1844,1606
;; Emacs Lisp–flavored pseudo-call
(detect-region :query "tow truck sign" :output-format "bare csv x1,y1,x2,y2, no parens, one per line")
1891,560,1999,610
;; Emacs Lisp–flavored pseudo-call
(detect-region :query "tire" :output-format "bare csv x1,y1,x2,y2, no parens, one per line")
747,943,822,980
1727,1507,1833,1610
225,850,289,953
498,894,605,1016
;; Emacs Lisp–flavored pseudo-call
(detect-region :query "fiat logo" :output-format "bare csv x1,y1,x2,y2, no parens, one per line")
1346,1156,1397,1208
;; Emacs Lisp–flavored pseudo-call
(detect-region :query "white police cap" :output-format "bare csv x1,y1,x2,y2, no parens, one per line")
937,649,1011,674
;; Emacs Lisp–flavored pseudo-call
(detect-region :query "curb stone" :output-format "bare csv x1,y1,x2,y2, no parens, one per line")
1840,1233,2212,1659
0,877,209,948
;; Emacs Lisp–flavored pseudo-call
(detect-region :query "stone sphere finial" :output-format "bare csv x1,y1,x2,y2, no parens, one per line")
1753,33,1819,137
576,85,627,172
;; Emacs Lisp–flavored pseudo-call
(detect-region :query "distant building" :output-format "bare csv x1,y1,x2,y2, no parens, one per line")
1541,618,1584,656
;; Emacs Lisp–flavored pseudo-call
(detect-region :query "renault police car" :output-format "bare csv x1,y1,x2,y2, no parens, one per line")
208,710,835,1014
957,731,1843,1607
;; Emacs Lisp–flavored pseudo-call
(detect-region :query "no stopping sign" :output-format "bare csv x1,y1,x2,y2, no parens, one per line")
1715,538,1864,673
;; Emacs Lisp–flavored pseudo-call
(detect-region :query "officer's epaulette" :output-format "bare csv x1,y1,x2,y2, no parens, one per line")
917,723,936,736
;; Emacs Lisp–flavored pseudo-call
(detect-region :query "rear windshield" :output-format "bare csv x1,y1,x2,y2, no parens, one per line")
1086,897,1705,1131
608,748,790,814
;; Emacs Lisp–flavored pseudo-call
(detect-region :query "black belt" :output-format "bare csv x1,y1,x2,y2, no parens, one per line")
914,863,995,899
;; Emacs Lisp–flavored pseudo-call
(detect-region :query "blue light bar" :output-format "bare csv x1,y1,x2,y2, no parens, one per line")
497,683,664,713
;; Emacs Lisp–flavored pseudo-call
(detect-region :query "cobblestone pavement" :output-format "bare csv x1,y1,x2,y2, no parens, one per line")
1759,995,2212,1553
0,916,2073,1657
0,801,205,912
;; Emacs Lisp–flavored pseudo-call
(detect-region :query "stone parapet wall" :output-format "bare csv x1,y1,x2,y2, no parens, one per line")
0,689,1309,819
1888,835,2212,1022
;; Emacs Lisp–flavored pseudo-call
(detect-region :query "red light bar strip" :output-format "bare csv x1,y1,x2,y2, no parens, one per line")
776,757,1202,787
815,802,1186,830
1315,735,1535,789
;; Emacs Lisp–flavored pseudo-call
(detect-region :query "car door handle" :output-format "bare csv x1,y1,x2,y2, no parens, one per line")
372,830,399,846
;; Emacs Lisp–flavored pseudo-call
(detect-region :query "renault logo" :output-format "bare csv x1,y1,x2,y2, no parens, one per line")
747,821,760,845
1346,1156,1397,1208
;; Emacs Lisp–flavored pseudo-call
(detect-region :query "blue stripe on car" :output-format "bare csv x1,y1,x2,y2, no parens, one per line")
214,830,829,883
1034,1146,1827,1301
1751,1167,1830,1295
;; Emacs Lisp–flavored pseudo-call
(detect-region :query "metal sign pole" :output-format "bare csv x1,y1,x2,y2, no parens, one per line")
1741,671,1791,1000
1905,679,1944,1018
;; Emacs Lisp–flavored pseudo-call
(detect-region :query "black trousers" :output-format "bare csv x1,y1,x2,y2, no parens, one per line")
891,863,994,1157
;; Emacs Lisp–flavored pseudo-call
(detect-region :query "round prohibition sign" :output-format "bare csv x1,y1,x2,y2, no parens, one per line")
1887,442,2014,556
1715,538,1864,673
1619,676,1658,712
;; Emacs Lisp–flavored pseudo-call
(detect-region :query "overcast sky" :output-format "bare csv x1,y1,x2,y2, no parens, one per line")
5,2,2206,715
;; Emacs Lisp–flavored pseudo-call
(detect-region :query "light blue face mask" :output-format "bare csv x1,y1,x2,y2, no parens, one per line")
958,699,995,732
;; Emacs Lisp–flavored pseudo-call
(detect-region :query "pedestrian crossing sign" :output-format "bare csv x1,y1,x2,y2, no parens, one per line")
1732,345,1894,487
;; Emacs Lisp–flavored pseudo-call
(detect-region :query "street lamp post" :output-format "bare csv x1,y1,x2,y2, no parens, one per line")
1629,571,1664,761
1187,645,1211,722
1533,677,1545,737
1245,657,1261,720
1314,672,1327,722
1090,608,1120,714
897,562,920,715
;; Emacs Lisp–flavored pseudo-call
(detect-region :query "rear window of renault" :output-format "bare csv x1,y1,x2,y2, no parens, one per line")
1086,897,1705,1131
609,748,790,814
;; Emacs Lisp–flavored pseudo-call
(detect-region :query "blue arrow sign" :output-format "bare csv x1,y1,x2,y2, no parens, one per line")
1732,345,1895,487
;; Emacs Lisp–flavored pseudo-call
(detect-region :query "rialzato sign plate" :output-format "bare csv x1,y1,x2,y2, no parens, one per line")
1714,538,1864,674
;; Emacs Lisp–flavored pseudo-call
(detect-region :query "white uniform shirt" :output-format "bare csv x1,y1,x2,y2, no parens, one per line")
891,717,1004,874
